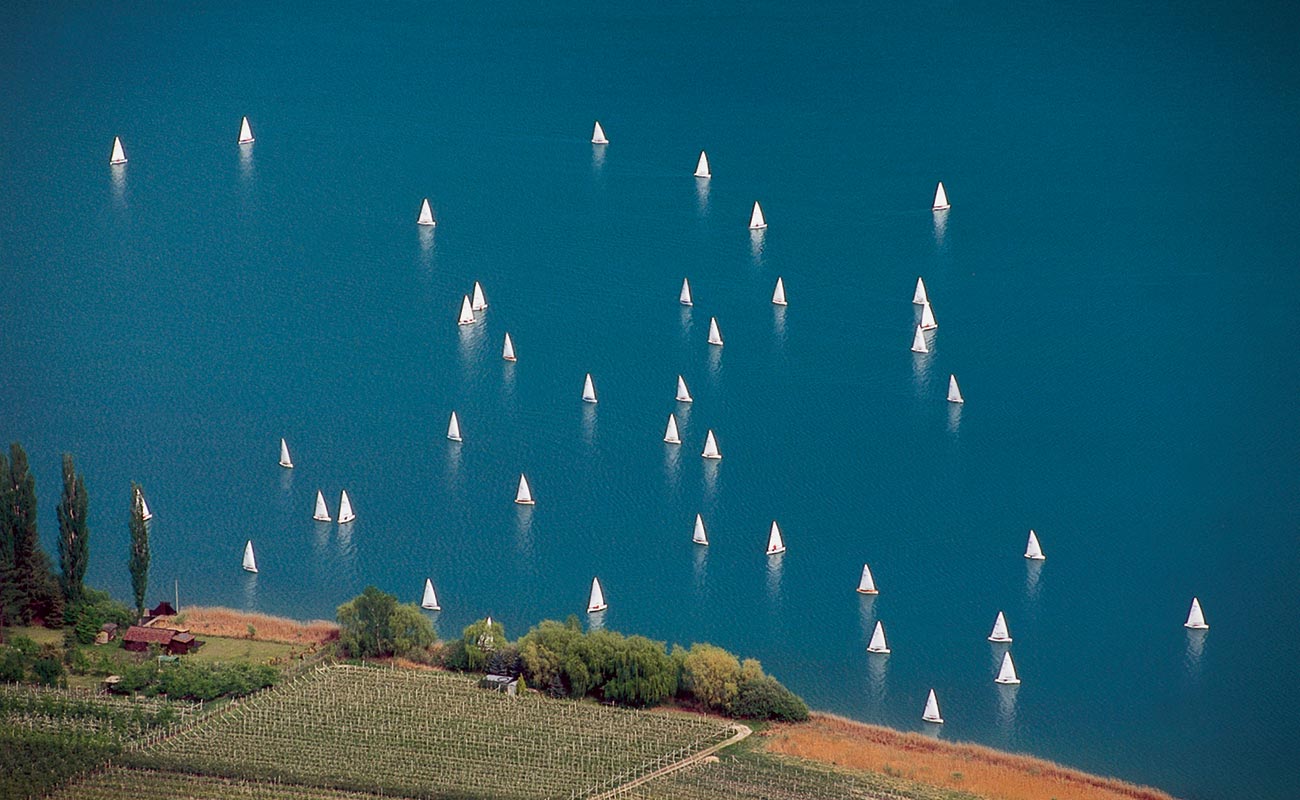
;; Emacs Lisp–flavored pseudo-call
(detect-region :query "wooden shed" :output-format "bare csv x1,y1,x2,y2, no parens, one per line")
121,625,201,655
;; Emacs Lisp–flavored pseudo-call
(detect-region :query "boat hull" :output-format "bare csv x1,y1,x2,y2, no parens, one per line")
923,716,944,724
313,514,331,522
932,204,951,211
867,646,890,654
242,566,257,574
766,546,786,555
447,435,462,442
422,603,441,611
988,635,1012,643
995,677,1020,685
1024,554,1046,560
338,515,356,524
1184,623,1209,630
587,604,607,612
515,499,535,506
856,588,879,595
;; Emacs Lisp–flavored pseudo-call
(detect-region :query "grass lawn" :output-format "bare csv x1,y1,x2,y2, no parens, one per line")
185,635,296,665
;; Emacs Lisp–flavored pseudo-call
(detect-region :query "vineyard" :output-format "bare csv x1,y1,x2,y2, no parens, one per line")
50,767,398,800
137,664,735,799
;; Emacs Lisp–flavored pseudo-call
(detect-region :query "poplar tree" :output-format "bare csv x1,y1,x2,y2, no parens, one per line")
127,482,150,616
2,444,61,624
57,454,90,603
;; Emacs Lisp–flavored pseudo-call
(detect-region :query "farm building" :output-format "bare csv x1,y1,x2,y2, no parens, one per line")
480,674,519,696
149,601,177,618
94,623,119,645
121,626,201,655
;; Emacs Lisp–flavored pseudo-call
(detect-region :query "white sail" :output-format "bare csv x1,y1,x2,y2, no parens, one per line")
922,689,944,723
134,488,153,521
679,278,693,306
242,540,258,573
947,375,964,404
588,576,608,612
676,375,693,403
110,136,127,165
279,438,293,469
472,281,488,311
920,301,938,331
664,413,681,444
447,411,462,442
515,473,535,505
932,181,951,211
591,121,608,144
867,621,890,653
312,490,331,522
995,651,1021,685
694,150,711,178
910,325,929,354
582,373,598,403
913,277,929,305
1024,530,1045,560
772,277,787,306
693,514,709,545
988,611,1012,643
502,333,516,361
417,198,435,226
766,521,786,555
1184,597,1209,629
421,579,440,610
707,317,723,346
457,295,475,325
238,116,254,144
748,201,767,230
702,429,722,460
857,564,878,595
338,490,355,524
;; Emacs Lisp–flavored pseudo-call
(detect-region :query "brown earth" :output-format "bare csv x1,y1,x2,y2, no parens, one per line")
156,606,339,647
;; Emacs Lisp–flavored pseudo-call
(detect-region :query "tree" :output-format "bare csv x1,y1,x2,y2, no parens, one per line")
336,586,435,659
127,483,150,616
681,643,742,712
602,635,677,707
731,674,809,721
56,454,90,603
1,444,61,625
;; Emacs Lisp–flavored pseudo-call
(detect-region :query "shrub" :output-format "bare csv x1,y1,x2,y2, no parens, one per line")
336,587,436,659
0,646,26,682
730,674,809,721
31,655,65,687
681,644,741,712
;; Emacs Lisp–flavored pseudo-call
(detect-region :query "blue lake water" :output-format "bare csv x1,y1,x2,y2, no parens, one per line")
3,3,1299,797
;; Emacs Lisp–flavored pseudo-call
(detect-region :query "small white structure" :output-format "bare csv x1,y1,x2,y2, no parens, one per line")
587,577,608,612
591,121,609,145
701,430,722,460
312,490,332,522
457,296,475,325
680,278,693,306
447,411,462,442
856,564,878,595
242,540,258,573
1184,597,1209,630
913,277,929,305
693,514,709,545
932,182,951,211
694,151,711,178
472,281,488,312
988,611,1012,643
766,521,786,555
676,375,693,403
515,474,535,505
110,136,127,165
947,375,964,404
749,201,767,230
134,487,153,521
238,116,255,145
664,413,681,444
922,689,944,723
772,277,787,306
1024,530,1046,560
707,317,723,346
278,438,294,469
502,333,517,362
920,302,938,331
995,652,1021,685
421,579,441,611
417,198,436,226
867,621,890,654
338,491,356,524
582,373,598,403
910,325,929,354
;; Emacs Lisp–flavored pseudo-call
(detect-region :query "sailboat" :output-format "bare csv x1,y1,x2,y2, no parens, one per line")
676,375,693,403
447,411,462,442
947,375,964,404
766,521,786,555
312,490,332,522
772,277,787,306
515,474,535,505
856,564,878,595
664,413,681,444
680,278,693,306
1184,597,1209,630
591,121,609,145
502,333,517,362
457,296,475,325
995,652,1021,685
922,689,944,723
694,151,711,178
910,325,929,354
749,201,767,230
238,116,255,144
110,136,127,165
338,490,356,524
920,301,938,331
417,198,436,226
587,577,608,613
932,181,951,211
421,579,441,611
913,277,929,305
988,611,1013,643
242,540,258,573
707,317,723,346
693,514,709,545
472,281,488,311
702,430,722,460
278,438,293,469
1024,530,1045,560
867,621,890,654
134,487,153,521
582,373,598,403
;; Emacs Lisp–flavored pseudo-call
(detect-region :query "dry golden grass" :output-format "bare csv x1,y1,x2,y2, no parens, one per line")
156,606,338,646
764,714,1177,800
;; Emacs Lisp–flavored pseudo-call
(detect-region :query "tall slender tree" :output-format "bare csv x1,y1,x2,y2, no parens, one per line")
57,454,90,603
127,482,150,616
0,450,16,632
3,443,61,624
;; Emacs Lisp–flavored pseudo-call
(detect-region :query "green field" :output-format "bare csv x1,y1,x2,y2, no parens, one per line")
50,768,396,800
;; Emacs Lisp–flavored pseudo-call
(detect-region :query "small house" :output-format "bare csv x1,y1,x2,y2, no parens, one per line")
121,625,202,656
146,601,177,620
94,623,119,645
480,674,518,696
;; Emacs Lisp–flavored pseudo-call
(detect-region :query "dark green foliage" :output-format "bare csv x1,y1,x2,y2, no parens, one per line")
601,634,677,707
455,617,507,671
127,483,149,616
336,586,436,659
1,444,63,626
730,674,810,721
64,588,135,645
31,655,66,687
56,454,90,604
106,660,278,701
0,727,120,800
485,642,522,676
0,646,25,681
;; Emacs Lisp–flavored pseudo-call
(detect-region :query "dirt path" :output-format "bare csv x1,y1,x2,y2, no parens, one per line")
592,723,752,800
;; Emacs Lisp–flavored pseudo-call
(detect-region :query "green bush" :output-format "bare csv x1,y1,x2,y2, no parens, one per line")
31,656,65,687
730,674,809,721
0,646,26,682
336,586,436,659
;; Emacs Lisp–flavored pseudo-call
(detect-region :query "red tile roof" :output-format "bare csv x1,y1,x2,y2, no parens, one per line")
122,626,177,644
